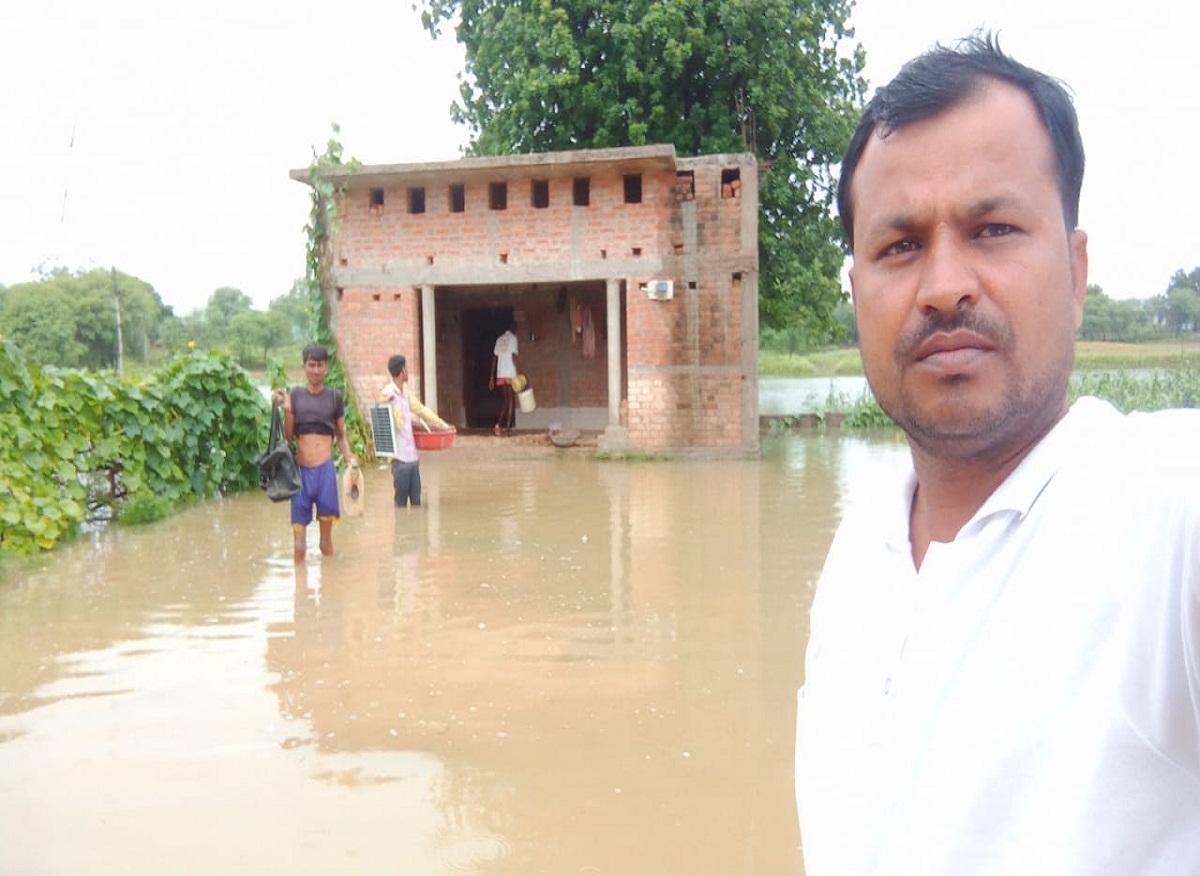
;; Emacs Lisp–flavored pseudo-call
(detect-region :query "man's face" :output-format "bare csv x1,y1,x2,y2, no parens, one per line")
304,357,328,388
847,80,1088,462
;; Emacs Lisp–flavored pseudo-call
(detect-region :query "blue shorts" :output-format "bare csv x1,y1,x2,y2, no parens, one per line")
291,459,340,527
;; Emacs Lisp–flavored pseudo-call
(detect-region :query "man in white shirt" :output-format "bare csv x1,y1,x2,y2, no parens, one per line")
489,322,519,435
379,353,453,508
794,33,1200,876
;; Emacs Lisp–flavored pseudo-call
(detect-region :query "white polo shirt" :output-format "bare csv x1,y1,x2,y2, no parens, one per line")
796,397,1200,876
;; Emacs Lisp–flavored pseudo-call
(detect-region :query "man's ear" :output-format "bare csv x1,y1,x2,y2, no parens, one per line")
1069,228,1088,329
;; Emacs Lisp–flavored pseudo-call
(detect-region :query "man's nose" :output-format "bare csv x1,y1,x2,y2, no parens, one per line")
914,230,981,316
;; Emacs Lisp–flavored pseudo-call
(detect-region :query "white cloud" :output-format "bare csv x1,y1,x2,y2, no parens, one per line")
1,0,466,313
2,0,1194,315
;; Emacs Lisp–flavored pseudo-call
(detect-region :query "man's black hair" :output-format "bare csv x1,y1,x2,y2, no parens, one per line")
837,32,1085,247
302,343,329,363
387,354,407,378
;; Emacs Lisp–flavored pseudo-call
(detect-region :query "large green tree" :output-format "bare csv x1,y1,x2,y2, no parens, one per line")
0,268,168,369
418,0,865,333
204,287,255,336
268,279,315,343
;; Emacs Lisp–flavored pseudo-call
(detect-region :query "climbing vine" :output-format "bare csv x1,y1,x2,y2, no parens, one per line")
291,122,370,460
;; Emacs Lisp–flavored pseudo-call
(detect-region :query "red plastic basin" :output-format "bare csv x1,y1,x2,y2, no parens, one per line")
413,428,456,451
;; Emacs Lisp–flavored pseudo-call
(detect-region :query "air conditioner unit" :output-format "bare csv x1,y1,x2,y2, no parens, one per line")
643,279,674,300
369,404,398,458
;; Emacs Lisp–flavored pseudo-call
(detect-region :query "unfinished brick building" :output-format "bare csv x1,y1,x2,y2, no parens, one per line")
289,144,760,456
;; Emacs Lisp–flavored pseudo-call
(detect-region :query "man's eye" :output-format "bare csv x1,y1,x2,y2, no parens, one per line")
883,239,919,257
977,223,1015,238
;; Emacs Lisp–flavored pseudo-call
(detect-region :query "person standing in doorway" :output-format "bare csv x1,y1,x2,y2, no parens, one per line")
794,33,1200,876
272,343,358,562
379,353,453,508
489,321,519,435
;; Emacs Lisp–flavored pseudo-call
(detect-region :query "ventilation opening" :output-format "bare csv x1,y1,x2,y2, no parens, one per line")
449,184,465,213
531,179,550,209
489,182,508,210
408,187,426,214
675,171,695,201
721,168,741,198
573,177,590,206
623,173,642,204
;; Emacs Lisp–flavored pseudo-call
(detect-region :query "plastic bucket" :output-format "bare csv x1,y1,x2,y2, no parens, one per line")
517,387,536,413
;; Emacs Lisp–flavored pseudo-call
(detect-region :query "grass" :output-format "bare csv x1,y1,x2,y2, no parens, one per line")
760,340,1200,426
758,348,865,377
760,339,1200,378
1073,340,1200,371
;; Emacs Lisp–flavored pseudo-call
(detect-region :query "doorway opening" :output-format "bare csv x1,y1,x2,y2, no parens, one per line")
462,307,515,429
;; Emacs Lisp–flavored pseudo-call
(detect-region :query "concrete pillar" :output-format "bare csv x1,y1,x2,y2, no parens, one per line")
605,278,621,425
601,277,629,451
421,284,438,410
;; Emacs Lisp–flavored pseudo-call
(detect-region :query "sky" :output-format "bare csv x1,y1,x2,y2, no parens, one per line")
2,0,1196,315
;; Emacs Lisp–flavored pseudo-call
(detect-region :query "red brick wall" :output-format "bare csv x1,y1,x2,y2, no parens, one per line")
316,148,758,454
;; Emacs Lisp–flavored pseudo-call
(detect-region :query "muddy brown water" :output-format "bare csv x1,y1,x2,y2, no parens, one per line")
0,431,908,876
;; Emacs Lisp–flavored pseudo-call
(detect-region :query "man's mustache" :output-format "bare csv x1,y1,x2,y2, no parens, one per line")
895,310,1012,361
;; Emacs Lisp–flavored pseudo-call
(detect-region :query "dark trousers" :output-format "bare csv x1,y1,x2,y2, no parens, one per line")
390,459,422,507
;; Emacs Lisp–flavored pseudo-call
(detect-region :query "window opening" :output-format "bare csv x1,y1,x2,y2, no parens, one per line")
623,173,643,204
531,179,550,208
449,183,465,213
573,177,590,206
675,171,695,201
721,168,741,198
489,182,508,210
408,187,426,214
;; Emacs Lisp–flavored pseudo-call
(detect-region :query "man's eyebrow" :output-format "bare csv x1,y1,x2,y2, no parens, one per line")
858,212,922,247
967,195,1024,220
858,194,1028,243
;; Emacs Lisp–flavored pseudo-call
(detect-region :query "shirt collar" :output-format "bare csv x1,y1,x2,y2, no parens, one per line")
881,396,1117,549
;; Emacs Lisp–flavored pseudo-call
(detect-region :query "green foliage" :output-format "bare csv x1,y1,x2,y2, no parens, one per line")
758,347,863,377
1,269,314,372
269,279,315,343
301,124,369,462
1070,366,1200,412
204,287,255,335
0,268,169,369
227,309,292,367
841,393,893,428
0,340,267,556
418,0,866,335
1082,280,1200,342
596,450,668,462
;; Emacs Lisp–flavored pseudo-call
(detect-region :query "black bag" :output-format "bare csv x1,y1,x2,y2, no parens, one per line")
255,405,302,502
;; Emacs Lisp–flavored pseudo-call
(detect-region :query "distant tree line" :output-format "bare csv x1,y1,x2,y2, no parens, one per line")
761,267,1200,353
8,262,1197,370
0,268,310,371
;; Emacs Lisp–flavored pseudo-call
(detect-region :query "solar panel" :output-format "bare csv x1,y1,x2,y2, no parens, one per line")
370,404,398,458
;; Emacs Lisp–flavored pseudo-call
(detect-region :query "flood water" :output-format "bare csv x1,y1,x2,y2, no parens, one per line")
0,431,909,876
758,377,872,416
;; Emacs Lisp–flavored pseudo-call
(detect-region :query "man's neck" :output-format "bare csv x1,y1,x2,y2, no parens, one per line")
905,400,1071,568
907,454,1015,567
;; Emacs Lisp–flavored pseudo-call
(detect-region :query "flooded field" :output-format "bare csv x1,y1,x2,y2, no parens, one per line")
0,431,908,876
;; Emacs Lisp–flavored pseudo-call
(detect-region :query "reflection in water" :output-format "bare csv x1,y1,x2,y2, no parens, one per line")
0,433,909,876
